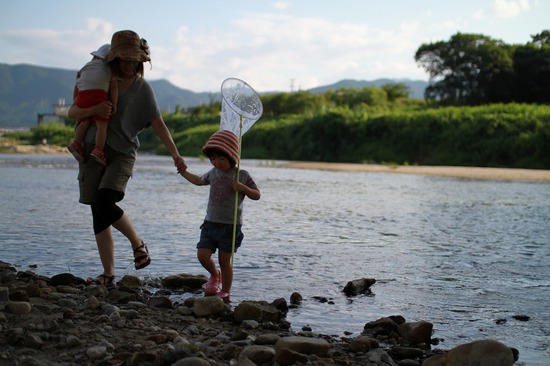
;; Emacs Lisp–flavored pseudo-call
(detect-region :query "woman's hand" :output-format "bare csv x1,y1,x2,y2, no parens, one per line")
68,101,112,120
93,101,113,119
173,155,187,174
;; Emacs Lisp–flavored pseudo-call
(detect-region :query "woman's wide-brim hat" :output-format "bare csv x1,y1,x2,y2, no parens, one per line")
105,30,150,63
202,130,240,166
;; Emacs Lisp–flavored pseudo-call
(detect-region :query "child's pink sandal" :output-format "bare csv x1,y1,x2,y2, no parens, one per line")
202,272,221,295
215,291,231,299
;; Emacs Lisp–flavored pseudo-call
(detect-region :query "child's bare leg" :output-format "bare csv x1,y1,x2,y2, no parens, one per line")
68,119,90,162
197,248,219,278
91,121,108,166
218,250,233,293
73,119,91,144
95,121,108,150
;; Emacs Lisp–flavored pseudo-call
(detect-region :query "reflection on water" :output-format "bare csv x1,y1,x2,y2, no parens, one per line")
1,153,549,365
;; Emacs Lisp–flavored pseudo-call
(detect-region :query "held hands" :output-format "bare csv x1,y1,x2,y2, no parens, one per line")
173,155,187,175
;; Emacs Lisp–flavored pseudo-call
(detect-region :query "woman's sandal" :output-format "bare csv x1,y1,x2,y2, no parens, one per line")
86,274,115,286
133,241,151,270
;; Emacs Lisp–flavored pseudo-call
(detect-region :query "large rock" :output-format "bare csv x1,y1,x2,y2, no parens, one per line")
275,336,330,356
49,273,77,286
343,278,376,296
398,320,433,346
162,274,207,290
349,335,378,353
234,300,285,323
363,317,399,336
422,339,517,366
118,275,142,289
5,301,32,314
193,296,224,317
238,345,276,364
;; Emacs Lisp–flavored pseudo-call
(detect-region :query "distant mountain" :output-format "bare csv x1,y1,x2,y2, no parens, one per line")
308,78,427,99
0,63,220,128
0,63,427,128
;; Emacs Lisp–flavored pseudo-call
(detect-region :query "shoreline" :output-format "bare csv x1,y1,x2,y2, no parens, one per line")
2,140,549,182
280,161,550,182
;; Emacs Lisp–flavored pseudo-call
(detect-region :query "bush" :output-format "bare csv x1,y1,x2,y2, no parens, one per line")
25,121,74,146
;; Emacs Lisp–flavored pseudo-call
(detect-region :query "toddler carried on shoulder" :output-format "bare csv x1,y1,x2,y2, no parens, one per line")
67,44,120,166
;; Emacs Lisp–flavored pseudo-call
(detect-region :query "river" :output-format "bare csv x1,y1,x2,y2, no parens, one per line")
0,153,548,365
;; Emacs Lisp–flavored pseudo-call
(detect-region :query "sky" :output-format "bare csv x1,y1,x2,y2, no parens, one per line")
1,0,548,93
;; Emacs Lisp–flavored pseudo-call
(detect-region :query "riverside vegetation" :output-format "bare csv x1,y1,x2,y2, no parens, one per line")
4,30,550,169
5,94,550,170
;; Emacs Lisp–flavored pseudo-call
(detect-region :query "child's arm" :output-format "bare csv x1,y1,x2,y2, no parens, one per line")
73,71,81,101
109,78,119,114
232,181,261,200
180,170,203,186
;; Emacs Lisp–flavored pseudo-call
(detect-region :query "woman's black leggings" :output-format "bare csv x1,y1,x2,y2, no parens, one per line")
91,188,125,235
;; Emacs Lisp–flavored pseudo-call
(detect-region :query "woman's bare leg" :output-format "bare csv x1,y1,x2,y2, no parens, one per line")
95,226,115,277
111,213,149,268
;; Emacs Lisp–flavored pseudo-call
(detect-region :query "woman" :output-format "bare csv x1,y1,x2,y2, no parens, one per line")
68,30,187,285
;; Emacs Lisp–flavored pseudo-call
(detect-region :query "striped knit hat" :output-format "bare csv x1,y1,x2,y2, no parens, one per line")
202,130,240,166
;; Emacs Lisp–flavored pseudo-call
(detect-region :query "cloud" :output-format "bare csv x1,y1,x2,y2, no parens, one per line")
0,19,113,69
156,12,428,92
491,0,531,18
272,1,288,10
473,0,532,20
0,12,430,92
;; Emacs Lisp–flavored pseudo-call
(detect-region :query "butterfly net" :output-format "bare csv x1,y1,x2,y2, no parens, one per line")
220,78,263,136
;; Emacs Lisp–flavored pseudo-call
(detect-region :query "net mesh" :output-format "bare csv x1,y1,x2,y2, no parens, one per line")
220,78,263,136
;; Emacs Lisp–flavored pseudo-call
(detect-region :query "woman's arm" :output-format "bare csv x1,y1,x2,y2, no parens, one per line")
150,115,187,172
68,101,112,120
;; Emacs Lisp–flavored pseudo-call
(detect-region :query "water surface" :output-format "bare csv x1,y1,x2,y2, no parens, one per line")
1,154,548,365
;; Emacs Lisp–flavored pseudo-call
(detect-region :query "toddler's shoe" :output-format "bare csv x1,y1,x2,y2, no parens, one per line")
215,291,231,299
67,141,85,162
91,146,107,166
202,272,221,295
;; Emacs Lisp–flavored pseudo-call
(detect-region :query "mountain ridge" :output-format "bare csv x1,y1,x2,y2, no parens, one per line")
0,63,428,128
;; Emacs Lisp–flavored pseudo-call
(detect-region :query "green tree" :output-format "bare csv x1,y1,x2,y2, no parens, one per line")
531,30,550,47
261,91,325,116
381,83,410,101
415,32,513,104
325,87,388,108
513,30,550,103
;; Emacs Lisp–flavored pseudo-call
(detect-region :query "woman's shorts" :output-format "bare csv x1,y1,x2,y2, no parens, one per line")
78,144,135,204
197,220,243,254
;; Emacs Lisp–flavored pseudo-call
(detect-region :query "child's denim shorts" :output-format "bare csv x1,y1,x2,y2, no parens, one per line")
197,220,243,253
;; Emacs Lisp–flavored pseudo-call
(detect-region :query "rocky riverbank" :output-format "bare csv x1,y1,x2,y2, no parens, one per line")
0,261,520,366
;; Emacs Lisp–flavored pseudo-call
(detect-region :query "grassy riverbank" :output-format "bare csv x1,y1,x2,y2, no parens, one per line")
1,136,549,182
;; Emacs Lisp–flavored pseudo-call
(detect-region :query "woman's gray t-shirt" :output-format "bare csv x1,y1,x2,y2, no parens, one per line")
85,77,160,156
